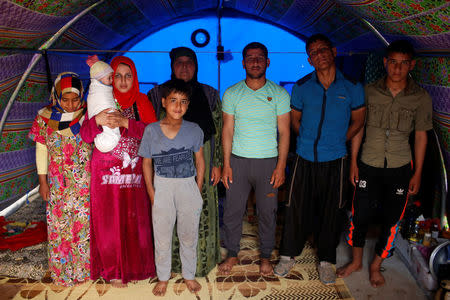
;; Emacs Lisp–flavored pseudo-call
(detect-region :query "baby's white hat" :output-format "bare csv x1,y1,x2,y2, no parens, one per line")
90,61,114,81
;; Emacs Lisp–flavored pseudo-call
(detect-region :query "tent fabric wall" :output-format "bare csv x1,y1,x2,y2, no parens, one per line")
0,0,449,205
414,57,450,167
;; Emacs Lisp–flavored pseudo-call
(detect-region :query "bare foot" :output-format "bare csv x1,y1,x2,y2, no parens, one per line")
218,257,239,275
152,281,168,296
260,258,273,276
74,279,87,286
185,279,201,293
110,279,127,288
369,266,385,287
336,262,362,278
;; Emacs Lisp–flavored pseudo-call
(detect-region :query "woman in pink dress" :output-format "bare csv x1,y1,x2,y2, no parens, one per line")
81,56,157,287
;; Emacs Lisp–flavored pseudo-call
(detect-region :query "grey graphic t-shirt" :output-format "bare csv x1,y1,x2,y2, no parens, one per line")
138,120,204,178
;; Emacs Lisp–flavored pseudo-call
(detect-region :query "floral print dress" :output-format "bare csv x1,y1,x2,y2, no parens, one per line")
29,115,92,286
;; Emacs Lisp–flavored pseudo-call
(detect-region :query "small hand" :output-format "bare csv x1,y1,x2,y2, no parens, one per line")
349,161,359,187
197,183,203,193
408,173,421,195
210,166,222,186
107,110,129,129
270,166,285,189
221,166,233,189
95,108,117,128
39,183,50,201
148,189,155,206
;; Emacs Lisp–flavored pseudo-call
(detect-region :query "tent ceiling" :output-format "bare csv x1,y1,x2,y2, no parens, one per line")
1,0,449,54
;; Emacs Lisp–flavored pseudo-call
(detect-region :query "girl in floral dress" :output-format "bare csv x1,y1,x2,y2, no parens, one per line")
29,72,92,286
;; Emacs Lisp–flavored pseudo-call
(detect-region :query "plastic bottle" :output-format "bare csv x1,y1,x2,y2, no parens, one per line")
409,220,422,243
401,202,421,239
431,223,439,239
423,232,431,247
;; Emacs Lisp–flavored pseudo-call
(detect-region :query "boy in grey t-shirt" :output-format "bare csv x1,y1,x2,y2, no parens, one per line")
138,79,205,296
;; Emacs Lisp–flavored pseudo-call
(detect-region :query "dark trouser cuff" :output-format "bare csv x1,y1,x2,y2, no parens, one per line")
279,250,299,258
227,250,238,258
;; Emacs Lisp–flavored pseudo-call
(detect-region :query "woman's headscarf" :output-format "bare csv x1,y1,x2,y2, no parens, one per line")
38,72,86,136
110,56,156,124
169,47,216,143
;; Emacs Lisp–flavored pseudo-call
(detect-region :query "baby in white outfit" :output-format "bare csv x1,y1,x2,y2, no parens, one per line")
86,56,120,152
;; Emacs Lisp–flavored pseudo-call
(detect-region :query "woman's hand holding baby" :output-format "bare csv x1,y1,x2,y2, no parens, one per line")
95,109,113,127
95,109,129,129
108,110,129,129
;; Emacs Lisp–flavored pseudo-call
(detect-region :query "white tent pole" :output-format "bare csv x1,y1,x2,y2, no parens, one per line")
432,129,449,229
344,5,389,47
0,0,105,135
0,186,40,217
360,18,389,46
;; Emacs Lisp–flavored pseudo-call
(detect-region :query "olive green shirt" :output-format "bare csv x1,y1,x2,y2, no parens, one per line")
361,77,433,168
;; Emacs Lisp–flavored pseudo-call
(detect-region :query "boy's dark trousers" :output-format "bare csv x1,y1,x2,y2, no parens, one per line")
346,162,412,258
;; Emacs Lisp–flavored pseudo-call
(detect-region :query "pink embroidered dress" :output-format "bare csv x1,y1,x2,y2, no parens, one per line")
81,56,156,283
81,108,155,283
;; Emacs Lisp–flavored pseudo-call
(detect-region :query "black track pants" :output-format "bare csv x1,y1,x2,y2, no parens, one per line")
346,162,411,258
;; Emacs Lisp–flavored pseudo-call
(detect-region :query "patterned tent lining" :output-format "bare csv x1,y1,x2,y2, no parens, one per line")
1,1,449,52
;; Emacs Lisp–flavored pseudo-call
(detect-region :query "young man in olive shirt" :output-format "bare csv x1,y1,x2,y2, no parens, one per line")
337,40,433,287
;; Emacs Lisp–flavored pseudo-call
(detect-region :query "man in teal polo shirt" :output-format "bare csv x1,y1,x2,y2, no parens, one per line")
219,42,291,276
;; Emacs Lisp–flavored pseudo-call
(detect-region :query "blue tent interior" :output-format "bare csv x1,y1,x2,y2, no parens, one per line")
0,0,448,218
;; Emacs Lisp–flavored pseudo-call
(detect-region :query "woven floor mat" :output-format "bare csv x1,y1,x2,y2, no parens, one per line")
0,221,353,299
